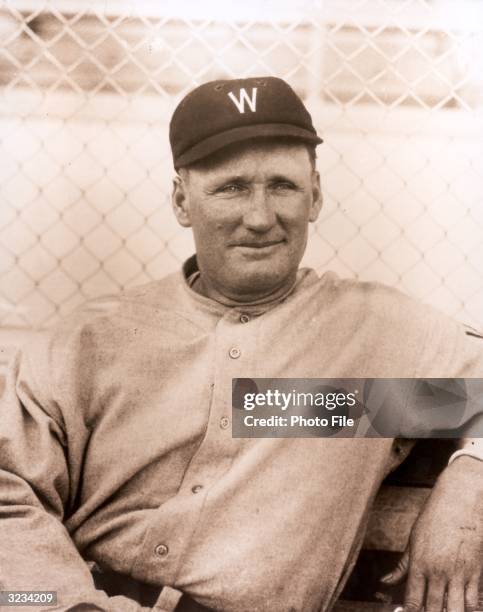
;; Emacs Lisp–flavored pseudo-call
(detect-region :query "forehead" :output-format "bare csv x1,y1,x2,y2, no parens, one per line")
186,139,312,178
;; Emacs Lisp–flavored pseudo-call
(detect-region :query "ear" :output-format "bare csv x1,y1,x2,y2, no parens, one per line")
172,175,192,228
309,170,323,223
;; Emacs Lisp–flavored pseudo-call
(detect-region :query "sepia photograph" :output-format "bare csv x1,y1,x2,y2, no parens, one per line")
0,0,482,610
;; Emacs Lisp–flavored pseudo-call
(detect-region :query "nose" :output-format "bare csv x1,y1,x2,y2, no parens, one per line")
242,186,276,232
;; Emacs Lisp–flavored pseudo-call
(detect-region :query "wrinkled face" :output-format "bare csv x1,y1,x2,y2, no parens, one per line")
172,140,322,303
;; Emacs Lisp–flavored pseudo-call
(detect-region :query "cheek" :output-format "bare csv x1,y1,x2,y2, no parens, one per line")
279,201,313,232
194,210,244,248
190,214,236,251
191,200,241,228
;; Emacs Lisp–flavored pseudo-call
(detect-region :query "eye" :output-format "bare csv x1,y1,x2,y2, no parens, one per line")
271,181,297,192
217,183,246,194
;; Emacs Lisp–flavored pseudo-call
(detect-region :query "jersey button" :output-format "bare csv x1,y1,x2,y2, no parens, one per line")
240,314,250,324
154,544,169,558
220,416,230,429
229,347,241,359
191,485,203,494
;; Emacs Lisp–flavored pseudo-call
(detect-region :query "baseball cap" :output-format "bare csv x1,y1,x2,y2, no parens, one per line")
169,76,323,168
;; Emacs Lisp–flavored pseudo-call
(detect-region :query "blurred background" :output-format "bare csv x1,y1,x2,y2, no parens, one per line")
1,0,483,343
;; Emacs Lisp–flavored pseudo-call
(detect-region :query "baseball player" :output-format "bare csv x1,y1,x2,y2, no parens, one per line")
0,77,482,612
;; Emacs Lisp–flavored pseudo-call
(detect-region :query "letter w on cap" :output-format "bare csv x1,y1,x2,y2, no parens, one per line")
227,87,257,113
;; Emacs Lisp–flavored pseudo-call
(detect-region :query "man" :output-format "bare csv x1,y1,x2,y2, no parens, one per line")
0,76,482,612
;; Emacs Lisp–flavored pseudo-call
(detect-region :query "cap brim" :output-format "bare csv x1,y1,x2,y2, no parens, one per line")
174,123,323,167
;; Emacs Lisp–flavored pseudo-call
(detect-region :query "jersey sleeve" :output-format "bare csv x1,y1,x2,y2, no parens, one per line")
0,330,149,612
404,308,483,438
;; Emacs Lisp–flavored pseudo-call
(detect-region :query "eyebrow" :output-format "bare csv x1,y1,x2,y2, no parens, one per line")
210,173,299,185
268,174,298,183
216,175,248,183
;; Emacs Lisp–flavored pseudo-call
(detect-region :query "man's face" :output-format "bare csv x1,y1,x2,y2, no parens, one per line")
172,139,322,303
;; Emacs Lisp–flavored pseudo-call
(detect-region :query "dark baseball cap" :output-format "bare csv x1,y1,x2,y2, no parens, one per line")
169,76,323,168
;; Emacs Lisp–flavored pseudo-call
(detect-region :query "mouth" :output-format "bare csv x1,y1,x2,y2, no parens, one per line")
230,240,285,259
231,240,285,249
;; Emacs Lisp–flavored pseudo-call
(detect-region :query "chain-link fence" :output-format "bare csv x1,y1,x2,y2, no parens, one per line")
1,0,483,330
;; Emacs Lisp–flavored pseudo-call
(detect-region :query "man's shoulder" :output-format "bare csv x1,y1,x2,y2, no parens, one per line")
48,270,186,344
303,270,481,376
89,270,181,310
299,269,470,352
309,270,433,320
16,271,190,390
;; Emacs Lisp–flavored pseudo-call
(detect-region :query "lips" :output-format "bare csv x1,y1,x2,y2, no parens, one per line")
231,240,284,248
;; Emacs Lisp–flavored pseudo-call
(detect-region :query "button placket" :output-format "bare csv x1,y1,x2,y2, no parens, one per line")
144,314,255,583
183,315,245,461
131,313,257,586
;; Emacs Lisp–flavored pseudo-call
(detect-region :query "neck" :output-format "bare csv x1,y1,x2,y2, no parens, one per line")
191,273,298,308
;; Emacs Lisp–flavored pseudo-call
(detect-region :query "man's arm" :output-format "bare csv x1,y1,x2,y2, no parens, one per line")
0,344,150,612
381,454,483,612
